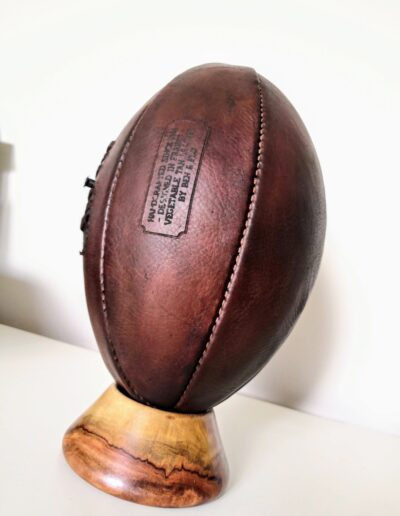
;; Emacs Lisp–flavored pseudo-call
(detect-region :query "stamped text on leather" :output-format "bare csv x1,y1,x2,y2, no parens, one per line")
142,120,209,237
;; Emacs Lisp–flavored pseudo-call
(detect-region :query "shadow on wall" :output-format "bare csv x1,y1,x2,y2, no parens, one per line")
0,141,14,171
0,139,45,336
0,274,46,336
241,260,335,409
0,138,14,263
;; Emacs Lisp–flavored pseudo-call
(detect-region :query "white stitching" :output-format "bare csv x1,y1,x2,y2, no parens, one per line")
175,74,265,408
99,115,148,404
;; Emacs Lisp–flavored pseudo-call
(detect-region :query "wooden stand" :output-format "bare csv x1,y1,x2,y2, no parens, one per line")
63,384,228,507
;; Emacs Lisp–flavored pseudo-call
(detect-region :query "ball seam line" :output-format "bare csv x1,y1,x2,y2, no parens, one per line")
174,72,265,409
99,109,149,405
81,141,115,255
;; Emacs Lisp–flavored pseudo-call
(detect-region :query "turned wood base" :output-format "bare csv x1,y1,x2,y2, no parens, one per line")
62,384,228,507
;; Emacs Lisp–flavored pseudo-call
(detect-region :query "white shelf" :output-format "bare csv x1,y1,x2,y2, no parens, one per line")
0,323,399,515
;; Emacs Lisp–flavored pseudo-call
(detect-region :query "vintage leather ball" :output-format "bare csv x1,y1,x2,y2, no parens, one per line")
81,63,326,413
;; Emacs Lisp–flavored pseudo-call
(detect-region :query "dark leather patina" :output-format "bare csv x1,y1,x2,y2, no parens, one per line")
82,64,326,413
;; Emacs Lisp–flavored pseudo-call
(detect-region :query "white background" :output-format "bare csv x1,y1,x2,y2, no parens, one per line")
1,0,399,435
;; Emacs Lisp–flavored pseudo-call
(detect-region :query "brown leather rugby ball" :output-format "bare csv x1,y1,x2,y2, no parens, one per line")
81,63,326,413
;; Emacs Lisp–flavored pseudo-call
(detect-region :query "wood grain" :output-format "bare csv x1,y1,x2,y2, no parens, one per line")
63,384,228,507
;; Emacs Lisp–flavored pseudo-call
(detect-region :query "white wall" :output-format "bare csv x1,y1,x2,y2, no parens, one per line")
1,0,399,435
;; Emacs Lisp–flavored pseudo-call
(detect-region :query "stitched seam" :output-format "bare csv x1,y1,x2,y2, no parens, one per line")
174,73,265,408
100,112,149,404
81,141,115,255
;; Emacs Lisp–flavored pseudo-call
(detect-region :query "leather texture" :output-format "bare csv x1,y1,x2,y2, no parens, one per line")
82,63,326,413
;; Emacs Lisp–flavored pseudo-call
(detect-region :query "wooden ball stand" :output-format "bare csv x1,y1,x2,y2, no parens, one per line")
62,385,228,507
